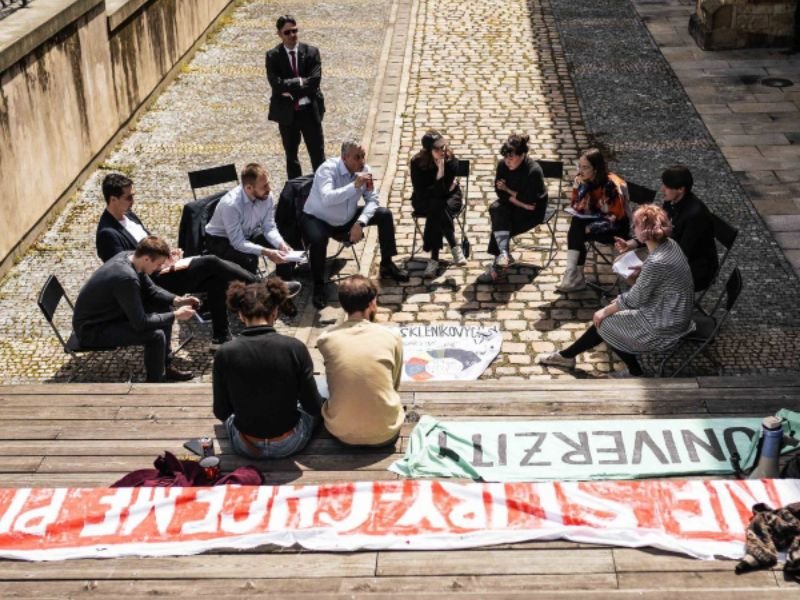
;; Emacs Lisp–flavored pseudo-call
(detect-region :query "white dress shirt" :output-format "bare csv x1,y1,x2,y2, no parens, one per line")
205,185,285,255
303,157,379,227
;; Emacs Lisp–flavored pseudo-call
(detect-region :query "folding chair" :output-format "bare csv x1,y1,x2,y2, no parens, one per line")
511,159,563,269
279,175,361,282
585,181,655,298
410,159,470,260
695,212,738,305
37,275,131,382
657,267,743,377
188,164,238,201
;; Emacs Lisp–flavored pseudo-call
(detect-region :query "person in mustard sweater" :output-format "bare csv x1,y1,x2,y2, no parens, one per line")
318,275,404,447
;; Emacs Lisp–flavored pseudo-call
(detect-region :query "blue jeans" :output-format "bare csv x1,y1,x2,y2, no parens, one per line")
225,410,317,459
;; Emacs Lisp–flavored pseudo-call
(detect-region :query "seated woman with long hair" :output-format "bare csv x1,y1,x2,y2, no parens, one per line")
539,205,695,377
212,278,323,458
557,148,629,292
410,130,466,278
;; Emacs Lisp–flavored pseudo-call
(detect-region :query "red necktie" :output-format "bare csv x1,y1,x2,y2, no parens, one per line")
289,50,300,110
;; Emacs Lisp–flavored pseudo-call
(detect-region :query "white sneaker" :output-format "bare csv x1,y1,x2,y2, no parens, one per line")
423,259,439,278
556,271,586,293
538,351,576,369
495,252,510,269
450,245,467,265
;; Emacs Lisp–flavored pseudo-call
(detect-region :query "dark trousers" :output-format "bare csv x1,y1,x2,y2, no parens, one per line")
560,325,643,376
487,200,546,255
79,319,173,383
205,234,275,276
413,192,462,257
567,217,629,265
301,207,398,286
279,108,326,180
153,255,256,339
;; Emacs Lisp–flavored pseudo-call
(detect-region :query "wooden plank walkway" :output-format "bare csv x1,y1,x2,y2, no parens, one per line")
0,376,799,598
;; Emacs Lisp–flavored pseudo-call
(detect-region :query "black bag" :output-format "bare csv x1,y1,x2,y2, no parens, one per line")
461,235,471,259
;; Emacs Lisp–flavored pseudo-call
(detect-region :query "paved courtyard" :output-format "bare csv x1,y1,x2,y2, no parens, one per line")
1,0,799,383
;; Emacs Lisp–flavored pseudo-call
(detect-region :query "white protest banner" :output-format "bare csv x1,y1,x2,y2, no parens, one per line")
0,479,798,561
390,415,766,481
396,324,502,381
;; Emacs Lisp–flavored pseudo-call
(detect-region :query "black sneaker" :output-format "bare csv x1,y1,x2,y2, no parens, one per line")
312,287,327,309
379,261,409,282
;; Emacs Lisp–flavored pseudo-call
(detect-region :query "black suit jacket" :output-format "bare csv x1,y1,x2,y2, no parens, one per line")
664,192,718,291
96,209,150,263
265,42,325,125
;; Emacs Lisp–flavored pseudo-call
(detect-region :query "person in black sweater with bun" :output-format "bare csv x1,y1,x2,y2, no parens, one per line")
478,133,548,283
212,277,323,459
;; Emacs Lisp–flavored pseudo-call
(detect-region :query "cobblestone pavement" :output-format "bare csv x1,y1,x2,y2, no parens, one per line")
0,0,391,383
1,0,799,383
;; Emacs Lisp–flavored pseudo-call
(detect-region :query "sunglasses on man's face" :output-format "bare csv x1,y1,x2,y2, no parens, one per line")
282,28,299,35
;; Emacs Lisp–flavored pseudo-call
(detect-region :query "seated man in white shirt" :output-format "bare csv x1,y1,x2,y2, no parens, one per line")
205,163,296,276
302,139,408,309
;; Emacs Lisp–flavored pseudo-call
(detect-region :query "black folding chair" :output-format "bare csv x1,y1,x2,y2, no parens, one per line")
37,275,131,382
188,164,238,201
511,159,563,269
410,159,471,260
696,212,738,305
657,267,743,377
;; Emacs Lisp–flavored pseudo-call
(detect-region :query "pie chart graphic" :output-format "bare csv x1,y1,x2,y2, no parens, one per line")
404,348,482,381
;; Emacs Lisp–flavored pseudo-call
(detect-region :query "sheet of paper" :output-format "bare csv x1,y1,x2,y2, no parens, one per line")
612,251,643,278
564,207,601,220
284,250,308,264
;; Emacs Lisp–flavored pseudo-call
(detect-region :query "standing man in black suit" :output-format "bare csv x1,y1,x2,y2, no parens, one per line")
266,15,326,180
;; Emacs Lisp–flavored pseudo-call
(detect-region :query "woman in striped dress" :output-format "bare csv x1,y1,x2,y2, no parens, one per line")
539,204,695,377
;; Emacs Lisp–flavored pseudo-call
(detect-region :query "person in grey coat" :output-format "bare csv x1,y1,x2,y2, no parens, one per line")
538,204,695,377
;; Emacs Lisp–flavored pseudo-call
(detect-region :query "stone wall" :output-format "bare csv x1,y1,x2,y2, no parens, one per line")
690,0,797,50
0,0,231,270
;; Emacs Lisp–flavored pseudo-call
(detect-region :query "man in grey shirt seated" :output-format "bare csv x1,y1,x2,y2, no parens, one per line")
205,163,298,277
73,236,198,382
302,139,408,309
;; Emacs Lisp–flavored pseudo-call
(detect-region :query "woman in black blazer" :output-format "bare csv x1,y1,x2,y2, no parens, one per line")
410,130,466,278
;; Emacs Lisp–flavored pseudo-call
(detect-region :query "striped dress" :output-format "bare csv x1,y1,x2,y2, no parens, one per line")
598,238,695,354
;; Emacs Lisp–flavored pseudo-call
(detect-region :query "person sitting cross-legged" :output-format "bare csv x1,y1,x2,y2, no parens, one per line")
318,275,404,447
556,148,629,293
213,278,324,459
410,130,467,278
539,205,695,378
302,139,409,309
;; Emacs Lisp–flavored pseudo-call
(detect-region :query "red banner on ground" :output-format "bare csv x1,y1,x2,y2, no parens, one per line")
0,479,797,561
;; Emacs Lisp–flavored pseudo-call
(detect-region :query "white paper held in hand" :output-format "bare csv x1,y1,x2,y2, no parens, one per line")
284,250,308,264
564,207,602,220
612,251,643,279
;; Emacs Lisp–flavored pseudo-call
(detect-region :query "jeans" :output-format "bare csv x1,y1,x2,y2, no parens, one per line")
225,409,318,459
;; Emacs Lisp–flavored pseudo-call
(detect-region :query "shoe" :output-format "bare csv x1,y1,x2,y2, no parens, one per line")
495,252,510,269
286,281,302,299
210,334,231,352
423,259,439,278
312,286,327,309
477,266,501,284
538,351,576,369
450,245,467,266
165,364,194,381
379,261,410,282
556,249,586,292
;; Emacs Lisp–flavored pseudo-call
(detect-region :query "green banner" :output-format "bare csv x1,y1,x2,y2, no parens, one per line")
390,410,800,481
